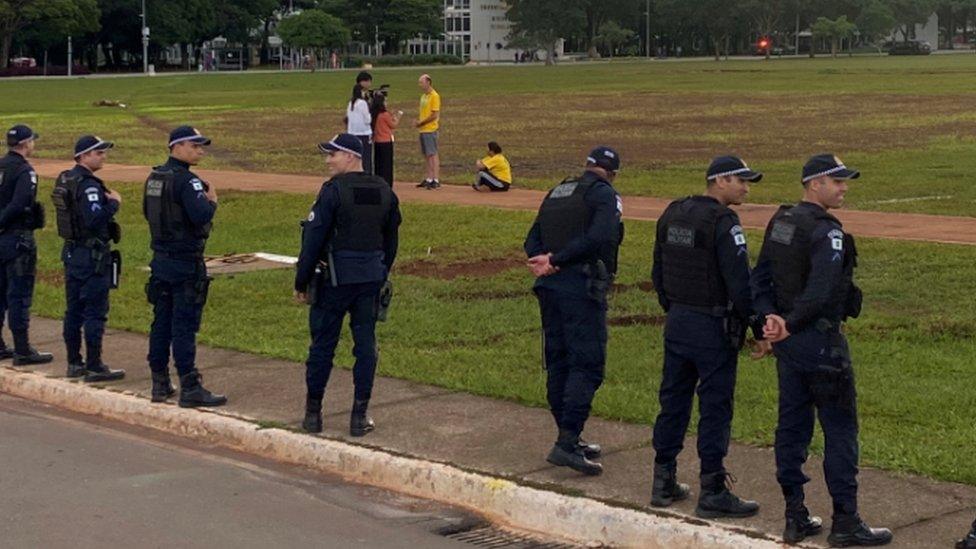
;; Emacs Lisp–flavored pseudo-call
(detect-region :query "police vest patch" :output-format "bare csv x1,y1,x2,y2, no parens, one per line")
549,181,578,199
146,179,164,197
770,221,796,245
666,225,695,247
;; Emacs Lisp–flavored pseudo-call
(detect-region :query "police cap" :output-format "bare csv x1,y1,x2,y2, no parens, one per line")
587,146,621,173
74,135,114,158
318,133,363,157
707,155,762,182
802,154,860,183
168,126,211,148
7,124,38,147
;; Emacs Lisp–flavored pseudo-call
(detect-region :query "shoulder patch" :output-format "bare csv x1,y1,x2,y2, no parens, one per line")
87,192,100,203
730,225,746,246
307,210,315,222
615,195,623,215
29,171,37,185
827,228,844,251
190,178,204,192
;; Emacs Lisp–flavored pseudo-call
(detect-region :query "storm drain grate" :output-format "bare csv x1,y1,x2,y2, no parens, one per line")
441,524,580,548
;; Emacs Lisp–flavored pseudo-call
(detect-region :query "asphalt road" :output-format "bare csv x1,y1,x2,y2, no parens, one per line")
0,394,474,549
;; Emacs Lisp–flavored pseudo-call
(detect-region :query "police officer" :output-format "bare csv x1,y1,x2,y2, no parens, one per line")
958,520,976,549
143,126,226,407
0,125,52,365
523,146,624,476
649,156,765,518
752,154,892,546
53,135,125,382
296,133,400,436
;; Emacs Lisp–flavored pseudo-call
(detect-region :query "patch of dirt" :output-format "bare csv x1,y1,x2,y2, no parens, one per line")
399,257,525,280
608,314,665,327
452,289,527,300
133,113,264,172
36,270,64,287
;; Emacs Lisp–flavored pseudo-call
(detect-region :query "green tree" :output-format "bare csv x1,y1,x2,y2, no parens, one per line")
1,0,100,67
276,9,350,70
594,20,634,57
506,0,584,65
856,0,897,52
811,14,857,56
888,0,937,42
380,0,442,54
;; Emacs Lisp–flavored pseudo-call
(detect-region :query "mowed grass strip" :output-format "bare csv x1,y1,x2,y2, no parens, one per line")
3,55,976,215
26,179,976,485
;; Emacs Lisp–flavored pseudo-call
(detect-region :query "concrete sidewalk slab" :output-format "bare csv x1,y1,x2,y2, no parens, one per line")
5,317,975,548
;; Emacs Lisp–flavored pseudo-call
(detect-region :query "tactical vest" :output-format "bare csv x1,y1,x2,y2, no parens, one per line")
144,167,211,243
0,153,34,230
537,177,621,275
52,171,86,241
330,174,393,252
658,197,731,308
760,205,858,315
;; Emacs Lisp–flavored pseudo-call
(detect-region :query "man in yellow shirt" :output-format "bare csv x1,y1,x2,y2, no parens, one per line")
416,74,441,189
474,141,512,192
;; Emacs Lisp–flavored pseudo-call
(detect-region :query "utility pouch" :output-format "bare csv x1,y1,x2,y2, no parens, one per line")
13,246,36,277
91,246,107,275
583,260,610,301
724,314,747,350
307,262,327,306
191,276,213,306
145,278,163,305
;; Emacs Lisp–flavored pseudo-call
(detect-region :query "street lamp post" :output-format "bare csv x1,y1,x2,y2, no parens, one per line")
141,0,149,74
645,0,650,58
67,36,72,76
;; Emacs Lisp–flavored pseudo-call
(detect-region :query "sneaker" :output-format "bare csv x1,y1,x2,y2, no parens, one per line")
417,179,431,188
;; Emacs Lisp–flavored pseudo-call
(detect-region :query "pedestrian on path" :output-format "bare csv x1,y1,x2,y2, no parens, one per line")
523,146,624,476
346,75,374,174
143,126,227,408
296,133,401,437
473,141,512,192
649,155,765,519
415,74,441,189
0,124,52,366
752,154,892,547
53,135,125,383
372,92,401,187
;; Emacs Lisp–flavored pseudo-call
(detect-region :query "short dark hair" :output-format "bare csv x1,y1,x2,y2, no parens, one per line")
356,71,373,83
487,141,502,154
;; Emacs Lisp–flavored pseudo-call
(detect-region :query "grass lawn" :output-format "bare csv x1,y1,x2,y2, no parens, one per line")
3,55,976,215
27,178,976,485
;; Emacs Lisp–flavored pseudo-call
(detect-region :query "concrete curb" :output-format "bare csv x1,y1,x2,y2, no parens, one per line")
0,367,784,548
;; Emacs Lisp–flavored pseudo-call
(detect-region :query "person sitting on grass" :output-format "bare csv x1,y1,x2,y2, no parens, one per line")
473,141,512,192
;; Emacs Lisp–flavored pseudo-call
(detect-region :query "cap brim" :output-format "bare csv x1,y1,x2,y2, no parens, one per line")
317,143,337,154
188,136,211,146
739,169,763,182
833,168,860,180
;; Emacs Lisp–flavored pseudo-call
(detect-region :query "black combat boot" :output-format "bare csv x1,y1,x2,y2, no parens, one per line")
650,461,691,507
151,371,176,402
695,470,760,519
577,437,601,459
827,514,893,547
82,343,125,382
783,490,823,544
546,429,603,476
178,371,228,408
0,336,13,360
957,519,976,549
303,397,323,433
66,361,87,378
12,331,52,366
349,399,375,437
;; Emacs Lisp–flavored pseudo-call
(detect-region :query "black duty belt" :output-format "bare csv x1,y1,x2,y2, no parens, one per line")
671,302,728,317
153,251,204,262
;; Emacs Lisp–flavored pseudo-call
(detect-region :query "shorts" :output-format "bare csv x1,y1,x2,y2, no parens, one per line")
420,132,439,156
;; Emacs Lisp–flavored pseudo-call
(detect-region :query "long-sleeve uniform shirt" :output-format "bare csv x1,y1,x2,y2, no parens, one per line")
295,176,402,292
523,170,622,299
0,151,39,234
67,164,119,240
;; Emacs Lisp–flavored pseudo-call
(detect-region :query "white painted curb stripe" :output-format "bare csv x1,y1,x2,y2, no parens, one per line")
0,368,782,549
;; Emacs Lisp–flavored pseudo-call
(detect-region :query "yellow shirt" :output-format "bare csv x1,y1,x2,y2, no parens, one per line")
481,153,512,184
418,89,441,132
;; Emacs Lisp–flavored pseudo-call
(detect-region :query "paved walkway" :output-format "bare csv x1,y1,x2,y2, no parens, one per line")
32,159,976,246
9,317,975,548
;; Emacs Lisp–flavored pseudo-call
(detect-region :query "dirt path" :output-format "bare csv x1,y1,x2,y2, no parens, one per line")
32,159,976,246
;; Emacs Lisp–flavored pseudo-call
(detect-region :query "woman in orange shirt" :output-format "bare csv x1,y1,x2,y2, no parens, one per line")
372,93,401,187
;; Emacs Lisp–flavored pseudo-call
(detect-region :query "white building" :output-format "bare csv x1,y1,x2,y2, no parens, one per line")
407,0,561,62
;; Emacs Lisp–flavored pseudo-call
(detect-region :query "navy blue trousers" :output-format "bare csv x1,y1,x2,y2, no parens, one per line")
652,340,737,473
62,246,110,364
305,281,382,402
774,328,859,515
536,288,607,437
0,233,37,338
147,257,208,377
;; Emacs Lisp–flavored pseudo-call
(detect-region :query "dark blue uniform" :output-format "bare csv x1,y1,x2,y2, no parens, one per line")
60,165,119,366
0,151,42,350
752,201,860,516
523,170,622,439
651,196,759,475
144,157,217,378
296,175,401,404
